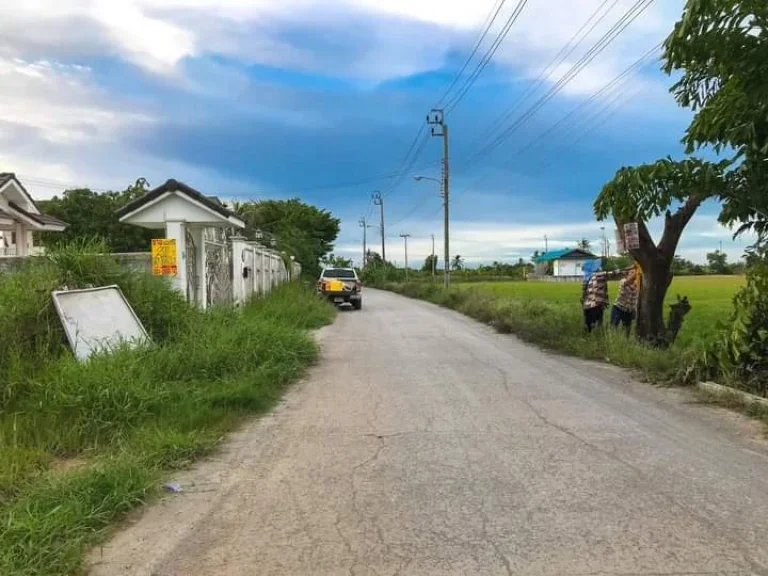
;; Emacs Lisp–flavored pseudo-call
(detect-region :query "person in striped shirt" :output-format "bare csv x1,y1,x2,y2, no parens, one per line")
610,266,639,335
581,267,630,333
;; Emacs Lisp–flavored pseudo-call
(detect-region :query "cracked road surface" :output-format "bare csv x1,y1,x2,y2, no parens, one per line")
90,289,768,575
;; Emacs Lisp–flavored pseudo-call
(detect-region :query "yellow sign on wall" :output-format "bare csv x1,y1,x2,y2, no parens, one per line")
152,239,178,276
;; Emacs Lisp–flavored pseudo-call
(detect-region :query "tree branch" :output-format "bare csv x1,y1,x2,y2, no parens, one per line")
658,196,704,258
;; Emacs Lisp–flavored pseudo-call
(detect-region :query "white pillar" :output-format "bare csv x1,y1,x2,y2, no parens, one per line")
189,226,206,309
230,238,247,304
15,222,26,256
164,221,187,298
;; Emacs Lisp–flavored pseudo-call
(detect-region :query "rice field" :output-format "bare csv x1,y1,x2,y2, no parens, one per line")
459,275,744,348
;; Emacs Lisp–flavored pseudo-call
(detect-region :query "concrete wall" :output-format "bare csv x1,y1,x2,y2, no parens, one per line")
231,239,298,305
553,258,590,277
0,253,152,276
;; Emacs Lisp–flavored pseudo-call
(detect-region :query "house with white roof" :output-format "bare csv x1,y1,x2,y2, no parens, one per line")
0,173,68,256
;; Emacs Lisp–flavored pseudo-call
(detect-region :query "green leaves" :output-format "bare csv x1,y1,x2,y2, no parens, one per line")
38,179,156,253
233,198,341,278
664,0,768,245
594,157,728,222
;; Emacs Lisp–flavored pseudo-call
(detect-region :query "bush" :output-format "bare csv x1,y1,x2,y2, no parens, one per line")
704,249,768,396
0,245,336,574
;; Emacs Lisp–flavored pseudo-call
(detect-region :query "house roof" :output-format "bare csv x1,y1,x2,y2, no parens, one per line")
116,179,244,226
0,174,68,230
7,201,68,229
0,172,41,212
533,248,597,263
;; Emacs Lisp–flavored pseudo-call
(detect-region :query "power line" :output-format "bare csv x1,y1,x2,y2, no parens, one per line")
512,43,661,162
469,0,620,153
466,0,656,165
362,0,521,209
444,0,530,114
381,131,432,198
435,0,508,107
447,40,661,212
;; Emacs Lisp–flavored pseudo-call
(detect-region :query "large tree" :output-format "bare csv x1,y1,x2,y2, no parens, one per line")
422,254,438,273
38,178,156,252
664,0,768,243
594,157,728,343
234,198,340,278
576,238,592,251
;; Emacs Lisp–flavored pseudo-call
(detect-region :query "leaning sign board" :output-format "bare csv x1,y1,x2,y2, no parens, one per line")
152,238,177,276
52,285,149,361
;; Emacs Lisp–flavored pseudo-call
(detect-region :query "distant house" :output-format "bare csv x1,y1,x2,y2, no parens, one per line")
533,248,598,278
0,173,68,256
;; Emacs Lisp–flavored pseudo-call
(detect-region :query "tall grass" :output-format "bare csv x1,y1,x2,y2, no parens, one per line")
384,282,696,384
0,243,335,575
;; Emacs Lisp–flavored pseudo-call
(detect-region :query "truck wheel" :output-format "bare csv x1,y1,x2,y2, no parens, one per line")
353,300,362,310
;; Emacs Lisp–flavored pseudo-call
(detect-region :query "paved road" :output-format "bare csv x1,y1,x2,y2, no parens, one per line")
91,289,768,575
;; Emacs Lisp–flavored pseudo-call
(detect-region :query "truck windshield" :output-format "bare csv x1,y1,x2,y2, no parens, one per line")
323,269,356,279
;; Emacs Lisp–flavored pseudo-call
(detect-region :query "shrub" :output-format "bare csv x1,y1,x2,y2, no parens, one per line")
0,247,336,574
704,249,768,396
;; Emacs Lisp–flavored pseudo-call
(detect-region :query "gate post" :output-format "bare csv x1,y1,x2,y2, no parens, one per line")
189,226,206,308
165,221,187,297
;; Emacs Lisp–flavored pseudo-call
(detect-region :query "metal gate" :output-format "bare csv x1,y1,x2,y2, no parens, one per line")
185,229,198,305
205,228,233,307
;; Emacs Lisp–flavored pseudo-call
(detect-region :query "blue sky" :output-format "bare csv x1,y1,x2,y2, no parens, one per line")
0,0,753,265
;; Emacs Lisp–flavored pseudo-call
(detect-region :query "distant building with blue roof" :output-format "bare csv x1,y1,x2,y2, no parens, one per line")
532,248,599,279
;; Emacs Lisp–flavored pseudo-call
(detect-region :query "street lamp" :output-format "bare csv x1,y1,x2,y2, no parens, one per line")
413,175,440,183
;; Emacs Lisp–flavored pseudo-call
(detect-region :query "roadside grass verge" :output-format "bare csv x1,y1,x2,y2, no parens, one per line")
382,282,699,384
0,243,335,575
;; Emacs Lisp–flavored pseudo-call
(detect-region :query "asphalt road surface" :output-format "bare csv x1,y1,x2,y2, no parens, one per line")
90,289,768,575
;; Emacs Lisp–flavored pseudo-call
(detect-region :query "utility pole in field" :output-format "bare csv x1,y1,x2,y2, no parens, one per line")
359,217,374,269
400,233,411,280
600,226,607,258
431,233,436,279
428,109,450,287
372,191,385,264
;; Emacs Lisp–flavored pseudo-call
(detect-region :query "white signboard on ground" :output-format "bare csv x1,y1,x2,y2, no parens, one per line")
52,285,149,361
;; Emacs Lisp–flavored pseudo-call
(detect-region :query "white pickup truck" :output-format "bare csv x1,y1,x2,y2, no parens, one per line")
317,267,362,310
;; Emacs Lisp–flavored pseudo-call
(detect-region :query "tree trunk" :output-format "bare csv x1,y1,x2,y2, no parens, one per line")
618,198,702,345
635,258,672,344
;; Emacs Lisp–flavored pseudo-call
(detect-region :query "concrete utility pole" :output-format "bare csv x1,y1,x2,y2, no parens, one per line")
431,233,436,279
428,109,450,288
544,234,549,253
359,218,374,269
600,226,607,258
400,233,411,280
372,191,385,264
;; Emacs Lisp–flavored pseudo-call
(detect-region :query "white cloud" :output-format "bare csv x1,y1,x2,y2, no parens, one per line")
0,56,152,145
0,0,682,89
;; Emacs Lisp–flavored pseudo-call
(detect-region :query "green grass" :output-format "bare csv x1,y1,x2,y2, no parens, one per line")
0,245,336,575
382,276,744,385
458,275,744,348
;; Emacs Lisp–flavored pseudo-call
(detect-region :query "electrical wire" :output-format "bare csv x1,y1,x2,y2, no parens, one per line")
466,0,656,165
448,38,661,212
444,0,530,114
435,0,508,107
512,43,661,162
469,0,620,153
